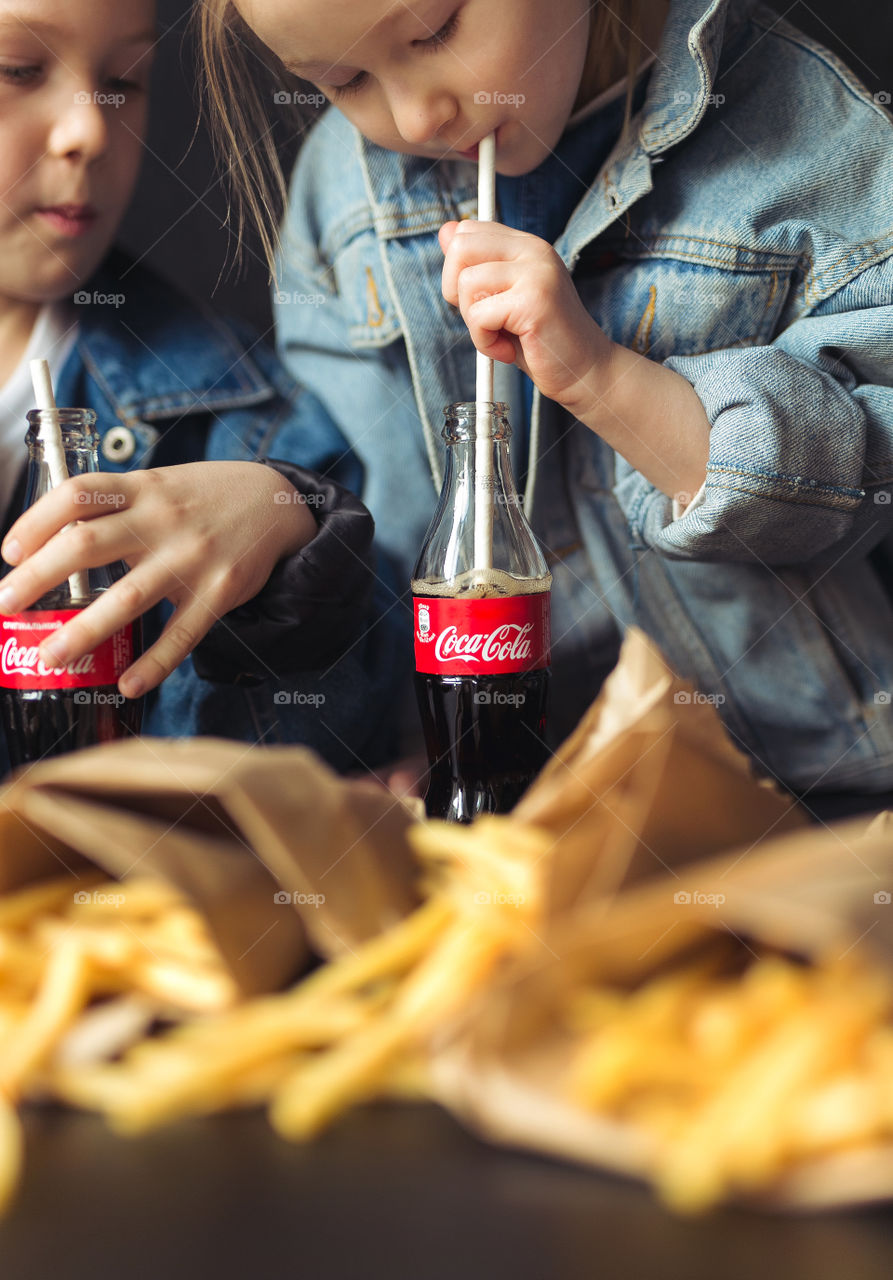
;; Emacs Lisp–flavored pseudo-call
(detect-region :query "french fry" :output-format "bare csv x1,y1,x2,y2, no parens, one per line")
0,874,103,928
0,935,91,1098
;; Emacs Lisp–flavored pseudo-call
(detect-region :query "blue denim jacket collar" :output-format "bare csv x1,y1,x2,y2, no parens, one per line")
62,252,276,426
357,0,746,239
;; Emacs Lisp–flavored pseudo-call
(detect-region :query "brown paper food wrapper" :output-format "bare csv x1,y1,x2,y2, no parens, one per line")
0,737,419,996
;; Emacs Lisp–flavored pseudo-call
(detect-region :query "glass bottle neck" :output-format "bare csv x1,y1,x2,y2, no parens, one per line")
24,409,100,507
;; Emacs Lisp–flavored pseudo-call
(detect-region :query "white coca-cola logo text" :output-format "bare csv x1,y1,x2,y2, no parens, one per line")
1,635,95,679
433,622,534,665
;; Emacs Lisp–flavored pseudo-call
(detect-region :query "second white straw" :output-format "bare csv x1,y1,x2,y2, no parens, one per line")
474,132,497,574
30,359,90,602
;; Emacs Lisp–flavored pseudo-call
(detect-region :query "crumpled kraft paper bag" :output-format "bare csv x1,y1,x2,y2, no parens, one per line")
430,811,893,1210
0,737,419,996
514,628,806,915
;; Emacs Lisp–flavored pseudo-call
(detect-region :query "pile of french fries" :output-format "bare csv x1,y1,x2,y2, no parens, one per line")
0,871,239,1212
565,949,893,1212
2,816,893,1216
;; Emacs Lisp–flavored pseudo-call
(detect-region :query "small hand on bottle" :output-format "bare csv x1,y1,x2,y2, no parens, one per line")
439,219,615,413
0,461,317,697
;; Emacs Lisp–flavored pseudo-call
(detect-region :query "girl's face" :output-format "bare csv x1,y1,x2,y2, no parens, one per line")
237,0,594,176
0,0,155,305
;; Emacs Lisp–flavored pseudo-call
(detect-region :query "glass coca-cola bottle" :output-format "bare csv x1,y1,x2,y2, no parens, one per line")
0,408,143,770
412,401,552,822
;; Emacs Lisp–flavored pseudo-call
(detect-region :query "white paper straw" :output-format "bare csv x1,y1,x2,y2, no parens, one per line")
30,359,89,602
474,132,497,573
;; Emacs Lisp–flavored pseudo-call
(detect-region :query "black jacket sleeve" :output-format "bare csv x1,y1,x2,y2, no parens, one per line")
190,460,375,684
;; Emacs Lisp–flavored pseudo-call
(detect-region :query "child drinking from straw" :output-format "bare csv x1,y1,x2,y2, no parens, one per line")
0,0,404,775
200,0,893,801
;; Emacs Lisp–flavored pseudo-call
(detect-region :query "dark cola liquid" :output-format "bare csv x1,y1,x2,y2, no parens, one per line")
415,668,550,823
1,685,143,770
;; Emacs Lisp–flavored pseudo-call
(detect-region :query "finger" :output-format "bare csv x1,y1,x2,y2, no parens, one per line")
2,474,134,565
453,275,522,366
117,601,222,698
441,221,523,304
438,220,460,254
37,566,168,674
455,261,515,317
0,515,143,614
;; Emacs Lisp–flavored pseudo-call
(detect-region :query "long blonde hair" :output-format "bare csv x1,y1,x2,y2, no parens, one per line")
196,1,644,277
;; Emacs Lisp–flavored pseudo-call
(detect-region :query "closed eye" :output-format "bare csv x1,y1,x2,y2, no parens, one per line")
330,8,461,100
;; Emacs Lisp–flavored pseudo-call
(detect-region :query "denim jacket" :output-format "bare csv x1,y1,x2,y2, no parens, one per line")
1,253,406,775
276,0,893,795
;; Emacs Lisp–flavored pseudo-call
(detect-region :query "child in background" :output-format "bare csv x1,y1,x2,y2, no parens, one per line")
200,0,893,803
0,0,403,775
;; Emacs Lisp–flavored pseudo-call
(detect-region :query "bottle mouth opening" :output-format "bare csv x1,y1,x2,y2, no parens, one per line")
441,400,511,443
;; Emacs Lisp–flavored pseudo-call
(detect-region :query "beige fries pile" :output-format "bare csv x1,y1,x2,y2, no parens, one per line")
46,819,550,1143
565,950,893,1212
2,814,893,1217
0,871,240,1212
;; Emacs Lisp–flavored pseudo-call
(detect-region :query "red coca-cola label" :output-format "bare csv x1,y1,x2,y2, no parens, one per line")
0,611,134,690
414,595,550,675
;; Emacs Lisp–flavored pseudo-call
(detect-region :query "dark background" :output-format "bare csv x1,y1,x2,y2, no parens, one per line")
118,0,893,338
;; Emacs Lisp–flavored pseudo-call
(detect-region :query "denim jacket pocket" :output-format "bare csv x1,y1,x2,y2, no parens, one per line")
329,227,404,350
581,252,793,360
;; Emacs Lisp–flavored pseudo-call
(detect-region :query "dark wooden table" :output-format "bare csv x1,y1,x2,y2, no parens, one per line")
1,1103,892,1280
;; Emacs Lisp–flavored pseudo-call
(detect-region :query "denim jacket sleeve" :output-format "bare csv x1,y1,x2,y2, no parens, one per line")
613,229,893,569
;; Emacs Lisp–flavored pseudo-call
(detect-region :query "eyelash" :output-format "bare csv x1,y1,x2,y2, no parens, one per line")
0,66,143,93
331,9,460,100
0,65,40,85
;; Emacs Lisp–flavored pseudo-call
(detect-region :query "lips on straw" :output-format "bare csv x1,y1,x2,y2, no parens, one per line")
474,132,497,574
30,359,90,602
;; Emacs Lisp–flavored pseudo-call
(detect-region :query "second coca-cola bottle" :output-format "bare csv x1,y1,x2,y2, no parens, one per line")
0,408,143,770
412,401,551,822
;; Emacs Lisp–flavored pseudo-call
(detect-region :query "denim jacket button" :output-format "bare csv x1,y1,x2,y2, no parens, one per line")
101,426,137,464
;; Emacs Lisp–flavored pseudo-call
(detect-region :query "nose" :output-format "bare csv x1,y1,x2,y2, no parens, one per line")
47,92,110,163
388,81,456,146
